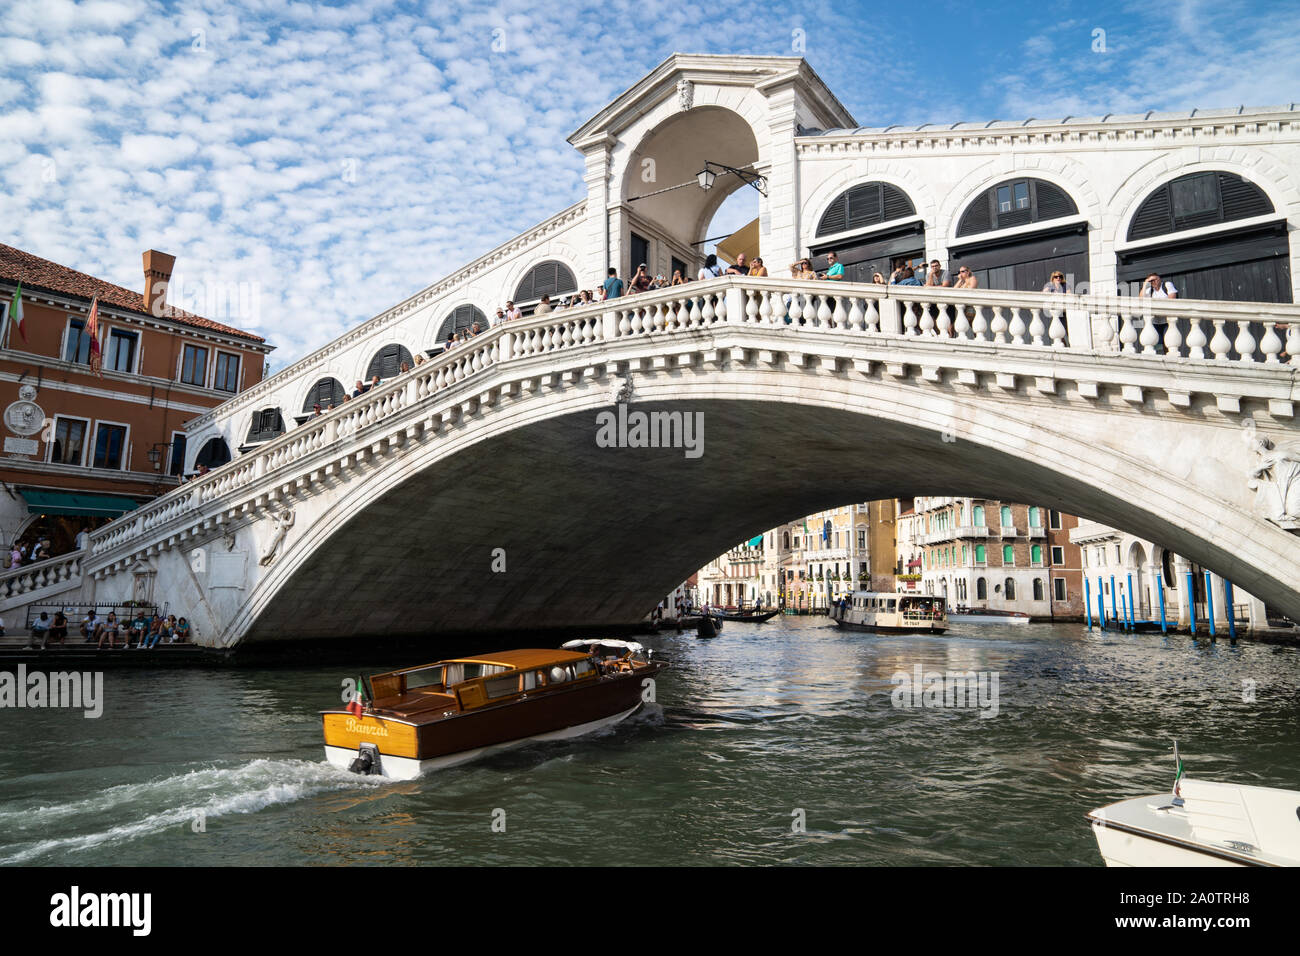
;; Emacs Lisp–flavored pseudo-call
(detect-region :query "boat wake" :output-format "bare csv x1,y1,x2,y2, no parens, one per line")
0,757,388,866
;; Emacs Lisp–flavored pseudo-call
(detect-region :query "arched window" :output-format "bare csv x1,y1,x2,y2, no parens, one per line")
816,181,916,237
366,344,413,380
1004,578,1016,600
302,377,345,412
976,577,987,600
437,305,487,342
956,177,1078,237
972,505,985,526
246,408,285,443
1127,171,1273,241
1028,506,1040,528
1033,578,1045,601
194,437,231,469
1003,544,1015,565
783,532,790,550
1000,506,1013,526
513,260,577,304
1031,544,1044,566
1119,171,1289,304
974,544,986,563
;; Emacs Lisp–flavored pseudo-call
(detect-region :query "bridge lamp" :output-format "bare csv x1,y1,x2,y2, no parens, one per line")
696,161,767,197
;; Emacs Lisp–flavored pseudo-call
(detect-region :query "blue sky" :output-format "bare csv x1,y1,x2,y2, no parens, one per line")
2,0,1297,367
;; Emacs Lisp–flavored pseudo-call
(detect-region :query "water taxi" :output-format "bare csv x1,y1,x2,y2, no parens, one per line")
322,641,663,780
828,590,948,634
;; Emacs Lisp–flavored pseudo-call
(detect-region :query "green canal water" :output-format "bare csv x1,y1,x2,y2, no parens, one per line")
2,616,1297,866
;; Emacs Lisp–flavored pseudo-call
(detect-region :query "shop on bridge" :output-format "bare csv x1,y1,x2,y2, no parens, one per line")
948,177,1090,292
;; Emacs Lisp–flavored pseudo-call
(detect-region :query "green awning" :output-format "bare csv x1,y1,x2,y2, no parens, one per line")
22,489,142,518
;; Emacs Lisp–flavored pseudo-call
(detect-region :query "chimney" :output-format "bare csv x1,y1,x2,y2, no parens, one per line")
142,249,176,316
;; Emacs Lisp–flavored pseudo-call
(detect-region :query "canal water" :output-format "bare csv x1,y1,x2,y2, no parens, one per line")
2,616,1297,866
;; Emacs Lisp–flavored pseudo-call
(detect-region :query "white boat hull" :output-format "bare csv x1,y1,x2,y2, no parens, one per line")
948,613,1030,625
324,703,642,780
1087,779,1300,867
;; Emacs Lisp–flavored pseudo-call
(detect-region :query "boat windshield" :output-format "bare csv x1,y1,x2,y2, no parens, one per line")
403,666,445,690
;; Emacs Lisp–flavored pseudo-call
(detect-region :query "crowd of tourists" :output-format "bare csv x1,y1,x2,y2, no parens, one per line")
26,606,193,650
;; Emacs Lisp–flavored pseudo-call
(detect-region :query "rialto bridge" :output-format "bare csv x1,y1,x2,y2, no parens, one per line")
4,55,1300,646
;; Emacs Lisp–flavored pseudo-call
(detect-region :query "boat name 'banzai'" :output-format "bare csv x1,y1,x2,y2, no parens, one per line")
891,664,1000,718
344,717,389,736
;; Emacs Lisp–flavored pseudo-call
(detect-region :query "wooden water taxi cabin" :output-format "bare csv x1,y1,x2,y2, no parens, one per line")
322,643,662,779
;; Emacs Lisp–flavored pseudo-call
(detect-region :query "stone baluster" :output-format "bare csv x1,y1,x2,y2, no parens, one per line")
1028,309,1046,346
746,290,760,325
1286,324,1300,366
990,306,1008,343
902,301,918,336
1260,323,1283,364
918,302,935,336
1118,310,1138,353
831,296,847,329
954,304,971,339
1186,317,1207,360
1209,320,1232,361
1233,321,1257,362
971,305,988,341
1162,316,1183,357
1048,307,1067,347
936,306,952,338
847,297,864,332
770,291,788,326
702,297,716,324
1138,314,1160,354
1008,308,1027,344
803,295,819,327
864,298,879,333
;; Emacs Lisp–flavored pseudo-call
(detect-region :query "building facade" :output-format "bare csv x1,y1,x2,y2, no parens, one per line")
0,244,271,559
910,497,1055,617
1070,519,1268,631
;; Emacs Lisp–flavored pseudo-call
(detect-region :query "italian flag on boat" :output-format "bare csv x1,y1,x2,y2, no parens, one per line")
347,675,367,717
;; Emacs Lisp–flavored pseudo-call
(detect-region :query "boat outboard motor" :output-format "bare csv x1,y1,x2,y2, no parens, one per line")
348,742,383,776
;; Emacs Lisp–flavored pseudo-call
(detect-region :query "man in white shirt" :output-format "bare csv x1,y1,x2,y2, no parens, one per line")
504,301,522,322
1139,273,1178,298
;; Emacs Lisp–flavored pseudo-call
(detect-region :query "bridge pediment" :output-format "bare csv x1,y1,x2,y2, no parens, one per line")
567,54,855,148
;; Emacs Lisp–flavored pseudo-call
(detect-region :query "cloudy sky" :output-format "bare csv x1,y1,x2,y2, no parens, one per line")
3,0,1297,367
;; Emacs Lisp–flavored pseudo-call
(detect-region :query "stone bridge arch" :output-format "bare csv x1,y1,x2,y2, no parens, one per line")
218,359,1300,647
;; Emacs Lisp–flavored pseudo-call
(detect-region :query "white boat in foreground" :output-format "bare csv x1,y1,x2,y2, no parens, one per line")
1087,756,1300,866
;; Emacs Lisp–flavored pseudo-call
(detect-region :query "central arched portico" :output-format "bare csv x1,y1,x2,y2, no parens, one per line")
568,54,857,283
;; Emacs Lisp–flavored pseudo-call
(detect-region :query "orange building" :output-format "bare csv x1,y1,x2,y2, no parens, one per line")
0,243,272,560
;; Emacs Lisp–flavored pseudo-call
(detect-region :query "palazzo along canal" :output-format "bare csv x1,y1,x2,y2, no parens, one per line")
3,615,1298,866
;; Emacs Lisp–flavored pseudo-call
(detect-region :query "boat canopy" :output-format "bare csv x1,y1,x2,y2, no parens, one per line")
561,639,644,654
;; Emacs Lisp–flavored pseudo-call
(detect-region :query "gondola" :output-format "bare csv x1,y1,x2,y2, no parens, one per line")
711,608,780,623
